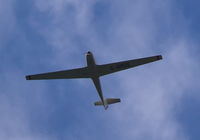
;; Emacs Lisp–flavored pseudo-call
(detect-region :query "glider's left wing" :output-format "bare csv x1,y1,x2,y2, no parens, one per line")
97,55,162,76
26,67,89,80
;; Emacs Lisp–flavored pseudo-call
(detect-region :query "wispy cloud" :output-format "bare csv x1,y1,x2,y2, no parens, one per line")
0,0,16,48
0,0,199,140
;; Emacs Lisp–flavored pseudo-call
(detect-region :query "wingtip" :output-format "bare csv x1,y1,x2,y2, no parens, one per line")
26,75,31,80
157,55,163,60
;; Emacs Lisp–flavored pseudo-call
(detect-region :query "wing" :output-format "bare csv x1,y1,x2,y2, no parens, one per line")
97,55,162,76
26,67,90,80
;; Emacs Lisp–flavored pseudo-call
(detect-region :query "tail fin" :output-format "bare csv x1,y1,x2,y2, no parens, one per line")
94,98,121,106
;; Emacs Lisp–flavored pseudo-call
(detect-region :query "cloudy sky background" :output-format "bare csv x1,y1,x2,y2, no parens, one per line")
0,0,200,140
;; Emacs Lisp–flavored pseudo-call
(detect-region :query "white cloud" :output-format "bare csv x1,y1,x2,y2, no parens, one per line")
1,0,199,140
110,39,195,140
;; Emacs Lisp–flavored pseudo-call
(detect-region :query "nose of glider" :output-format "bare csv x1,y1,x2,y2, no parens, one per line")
87,51,91,54
85,51,92,56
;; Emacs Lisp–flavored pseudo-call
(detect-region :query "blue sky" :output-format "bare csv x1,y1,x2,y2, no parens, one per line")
0,0,200,140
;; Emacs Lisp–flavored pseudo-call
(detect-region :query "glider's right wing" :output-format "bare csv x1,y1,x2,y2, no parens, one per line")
97,55,162,76
26,67,90,80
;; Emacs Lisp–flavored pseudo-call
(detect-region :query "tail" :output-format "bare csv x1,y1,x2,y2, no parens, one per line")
94,98,121,109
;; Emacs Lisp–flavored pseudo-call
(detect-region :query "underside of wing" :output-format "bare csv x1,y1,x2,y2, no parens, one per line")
26,67,90,80
97,55,162,76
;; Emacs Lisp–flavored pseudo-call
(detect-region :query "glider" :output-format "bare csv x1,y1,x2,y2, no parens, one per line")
26,51,162,109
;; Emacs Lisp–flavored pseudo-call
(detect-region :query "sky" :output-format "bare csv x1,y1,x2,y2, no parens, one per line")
0,0,200,140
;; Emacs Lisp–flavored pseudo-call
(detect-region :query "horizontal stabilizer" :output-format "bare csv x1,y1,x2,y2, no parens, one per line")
107,98,121,104
94,98,121,106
